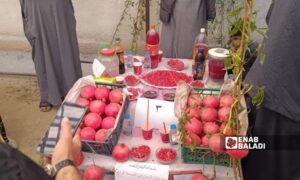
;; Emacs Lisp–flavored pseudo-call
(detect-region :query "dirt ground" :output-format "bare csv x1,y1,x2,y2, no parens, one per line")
0,74,57,162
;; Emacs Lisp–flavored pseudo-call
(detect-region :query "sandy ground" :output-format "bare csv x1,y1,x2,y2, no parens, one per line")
0,74,57,162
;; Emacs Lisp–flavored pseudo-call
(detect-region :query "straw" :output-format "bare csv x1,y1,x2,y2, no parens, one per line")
163,122,167,134
146,99,150,130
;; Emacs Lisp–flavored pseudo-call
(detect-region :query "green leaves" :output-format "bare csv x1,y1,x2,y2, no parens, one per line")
252,86,265,108
228,7,243,18
260,50,266,64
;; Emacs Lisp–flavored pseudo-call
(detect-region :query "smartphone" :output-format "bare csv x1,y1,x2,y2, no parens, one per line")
37,102,87,156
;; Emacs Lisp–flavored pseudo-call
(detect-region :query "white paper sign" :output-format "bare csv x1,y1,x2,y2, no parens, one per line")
134,98,178,129
115,161,169,180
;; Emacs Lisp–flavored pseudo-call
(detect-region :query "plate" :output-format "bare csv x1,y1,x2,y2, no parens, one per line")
164,59,188,71
141,70,193,89
124,74,140,86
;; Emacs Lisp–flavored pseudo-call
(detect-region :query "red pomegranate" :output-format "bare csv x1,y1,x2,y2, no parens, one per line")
112,143,130,162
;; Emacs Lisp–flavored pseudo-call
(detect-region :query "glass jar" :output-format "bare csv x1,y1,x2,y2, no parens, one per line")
98,48,119,77
207,48,229,81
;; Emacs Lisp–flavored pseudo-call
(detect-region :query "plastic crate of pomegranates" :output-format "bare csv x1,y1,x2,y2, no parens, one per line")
178,88,233,167
64,76,129,156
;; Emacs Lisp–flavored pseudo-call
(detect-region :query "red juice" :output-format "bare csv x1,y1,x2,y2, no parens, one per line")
146,24,160,56
208,59,226,80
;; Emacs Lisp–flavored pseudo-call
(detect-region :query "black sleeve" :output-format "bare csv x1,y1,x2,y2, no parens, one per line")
0,144,52,180
206,0,216,21
160,0,176,24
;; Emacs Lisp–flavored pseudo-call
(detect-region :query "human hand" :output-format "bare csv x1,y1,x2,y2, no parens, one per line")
51,117,81,165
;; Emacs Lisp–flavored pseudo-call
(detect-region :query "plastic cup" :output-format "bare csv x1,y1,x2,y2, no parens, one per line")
133,62,143,75
150,54,159,69
158,50,163,62
142,124,153,140
159,126,170,143
116,76,124,84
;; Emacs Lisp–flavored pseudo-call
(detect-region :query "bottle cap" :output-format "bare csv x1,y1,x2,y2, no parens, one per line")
124,114,131,120
200,28,206,33
127,50,133,55
100,48,115,56
198,48,204,53
170,124,177,130
144,51,150,56
150,23,156,29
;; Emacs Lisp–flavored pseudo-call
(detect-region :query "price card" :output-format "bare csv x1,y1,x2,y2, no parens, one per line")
134,98,178,129
115,161,169,180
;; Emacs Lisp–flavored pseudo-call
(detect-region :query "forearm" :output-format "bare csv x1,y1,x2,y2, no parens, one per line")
55,166,82,180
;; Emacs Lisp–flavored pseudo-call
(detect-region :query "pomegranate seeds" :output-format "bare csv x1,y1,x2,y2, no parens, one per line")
156,148,177,164
130,145,151,162
142,70,192,88
127,88,139,101
191,80,204,88
167,59,185,71
125,75,139,86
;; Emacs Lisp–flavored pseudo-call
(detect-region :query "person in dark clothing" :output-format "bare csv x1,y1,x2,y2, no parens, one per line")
226,23,259,80
242,0,300,179
0,118,82,180
19,0,82,112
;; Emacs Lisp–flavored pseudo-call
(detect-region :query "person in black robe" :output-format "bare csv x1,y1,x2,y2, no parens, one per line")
242,0,300,179
19,0,82,111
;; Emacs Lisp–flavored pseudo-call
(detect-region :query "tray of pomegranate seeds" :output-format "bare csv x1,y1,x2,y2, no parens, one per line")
141,70,193,89
165,58,187,71
124,74,140,86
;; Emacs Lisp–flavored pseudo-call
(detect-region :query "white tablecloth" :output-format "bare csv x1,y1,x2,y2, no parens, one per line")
80,58,236,179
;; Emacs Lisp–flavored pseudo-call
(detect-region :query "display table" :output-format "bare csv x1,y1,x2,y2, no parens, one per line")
79,57,236,179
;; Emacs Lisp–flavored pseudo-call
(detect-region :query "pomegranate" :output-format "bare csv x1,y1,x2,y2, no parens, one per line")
209,134,225,153
89,100,106,115
84,113,102,130
187,93,202,107
191,173,208,180
84,165,104,180
105,103,121,117
202,95,219,108
109,89,123,104
201,135,210,147
184,132,202,146
188,106,202,119
184,117,203,135
220,95,233,107
75,98,90,108
95,129,107,141
101,116,116,129
221,124,237,136
75,151,84,166
112,143,130,162
201,108,218,122
80,127,96,140
203,122,220,134
80,85,96,100
226,148,249,159
95,86,110,102
218,107,230,122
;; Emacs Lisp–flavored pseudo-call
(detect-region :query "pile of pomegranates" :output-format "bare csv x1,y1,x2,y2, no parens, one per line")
76,85,123,142
184,93,249,159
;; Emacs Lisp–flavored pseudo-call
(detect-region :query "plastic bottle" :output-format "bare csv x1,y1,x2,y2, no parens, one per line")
169,124,178,145
123,114,132,136
125,50,133,69
143,51,151,69
193,48,206,80
114,37,125,74
146,23,160,69
193,28,208,71
98,48,119,77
